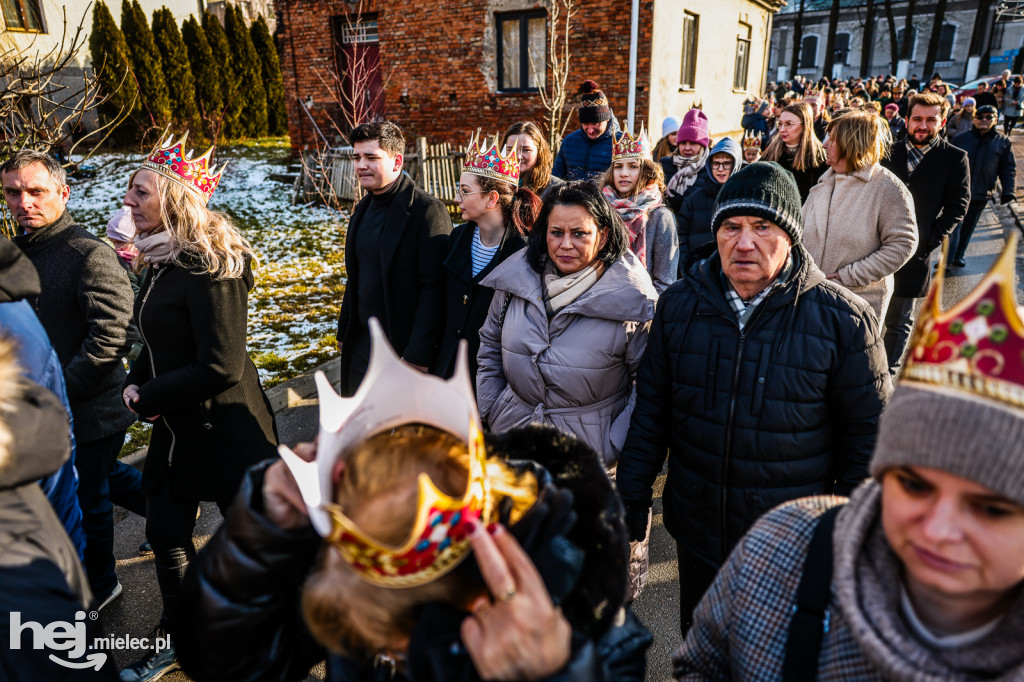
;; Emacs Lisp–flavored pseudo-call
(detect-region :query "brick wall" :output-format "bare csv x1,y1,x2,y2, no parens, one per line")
277,0,653,154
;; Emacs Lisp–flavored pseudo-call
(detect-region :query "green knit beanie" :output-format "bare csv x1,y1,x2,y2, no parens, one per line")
711,161,803,245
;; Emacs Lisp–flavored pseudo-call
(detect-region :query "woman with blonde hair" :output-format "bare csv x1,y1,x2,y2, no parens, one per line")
119,134,278,682
803,110,918,321
762,101,828,202
502,121,563,198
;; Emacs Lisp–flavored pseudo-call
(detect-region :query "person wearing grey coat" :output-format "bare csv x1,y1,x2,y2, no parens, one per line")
476,182,657,469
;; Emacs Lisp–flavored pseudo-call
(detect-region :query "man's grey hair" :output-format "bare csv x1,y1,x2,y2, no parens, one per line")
0,150,68,189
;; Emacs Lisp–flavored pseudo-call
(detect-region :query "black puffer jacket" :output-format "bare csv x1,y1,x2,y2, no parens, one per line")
617,244,891,567
177,426,652,682
951,127,1017,200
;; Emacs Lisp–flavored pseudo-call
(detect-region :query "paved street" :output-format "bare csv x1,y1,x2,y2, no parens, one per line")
103,203,1024,682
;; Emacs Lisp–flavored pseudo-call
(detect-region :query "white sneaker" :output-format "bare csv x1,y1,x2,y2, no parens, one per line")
96,582,123,612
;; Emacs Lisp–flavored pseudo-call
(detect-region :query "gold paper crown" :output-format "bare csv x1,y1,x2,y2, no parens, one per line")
464,134,520,186
612,125,652,161
743,130,763,149
279,320,527,587
902,234,1024,411
142,132,225,204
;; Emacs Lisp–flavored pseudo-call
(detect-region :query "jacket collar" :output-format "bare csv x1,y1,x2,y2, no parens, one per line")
443,221,526,284
481,249,656,323
688,242,824,320
12,210,76,253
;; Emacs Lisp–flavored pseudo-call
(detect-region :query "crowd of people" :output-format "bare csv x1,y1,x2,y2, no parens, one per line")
0,71,1022,682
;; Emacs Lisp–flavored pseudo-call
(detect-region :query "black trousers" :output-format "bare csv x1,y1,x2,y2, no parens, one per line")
677,544,721,638
145,474,230,635
76,431,128,597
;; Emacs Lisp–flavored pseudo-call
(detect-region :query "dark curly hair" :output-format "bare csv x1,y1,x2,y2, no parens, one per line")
525,181,629,274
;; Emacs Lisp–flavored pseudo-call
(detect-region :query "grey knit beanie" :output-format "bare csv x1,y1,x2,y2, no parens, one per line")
711,161,803,245
871,384,1024,506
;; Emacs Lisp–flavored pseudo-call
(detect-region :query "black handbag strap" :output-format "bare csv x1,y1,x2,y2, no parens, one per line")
497,292,513,329
781,504,843,682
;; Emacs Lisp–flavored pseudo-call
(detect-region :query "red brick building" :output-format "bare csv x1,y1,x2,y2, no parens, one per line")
277,0,783,154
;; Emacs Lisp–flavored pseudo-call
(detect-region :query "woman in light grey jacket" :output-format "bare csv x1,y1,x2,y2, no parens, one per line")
476,181,656,468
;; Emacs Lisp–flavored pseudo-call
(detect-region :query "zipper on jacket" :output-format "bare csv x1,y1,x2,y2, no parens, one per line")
137,268,177,467
720,333,744,559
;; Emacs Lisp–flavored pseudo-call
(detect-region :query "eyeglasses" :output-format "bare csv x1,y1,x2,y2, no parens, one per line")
777,121,800,129
976,114,996,120
456,188,489,200
711,161,735,170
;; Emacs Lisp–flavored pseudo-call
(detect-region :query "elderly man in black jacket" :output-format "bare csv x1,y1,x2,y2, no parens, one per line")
617,162,892,637
336,121,452,395
3,151,138,611
948,105,1018,266
881,93,971,374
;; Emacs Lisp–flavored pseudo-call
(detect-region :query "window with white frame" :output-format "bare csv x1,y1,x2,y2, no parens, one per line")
680,11,699,89
735,23,751,90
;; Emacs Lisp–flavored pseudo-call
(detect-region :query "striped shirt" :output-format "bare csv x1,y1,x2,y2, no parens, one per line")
471,226,500,277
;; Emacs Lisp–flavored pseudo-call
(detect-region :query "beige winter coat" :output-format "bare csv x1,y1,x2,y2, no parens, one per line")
476,249,656,467
802,163,918,320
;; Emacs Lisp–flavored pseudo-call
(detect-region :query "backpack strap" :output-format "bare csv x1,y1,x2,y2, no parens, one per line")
781,504,843,682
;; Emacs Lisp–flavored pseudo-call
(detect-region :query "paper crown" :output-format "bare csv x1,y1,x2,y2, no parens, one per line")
278,319,497,587
612,126,652,161
743,130,763,149
902,233,1024,411
142,132,225,204
464,134,520,186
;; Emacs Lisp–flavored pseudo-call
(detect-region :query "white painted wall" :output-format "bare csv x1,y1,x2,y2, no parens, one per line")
647,0,776,140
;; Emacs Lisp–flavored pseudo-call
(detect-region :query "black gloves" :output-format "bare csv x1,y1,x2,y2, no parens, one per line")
624,503,650,543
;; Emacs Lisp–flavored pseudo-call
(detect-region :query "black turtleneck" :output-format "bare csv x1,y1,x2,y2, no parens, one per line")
354,175,403,329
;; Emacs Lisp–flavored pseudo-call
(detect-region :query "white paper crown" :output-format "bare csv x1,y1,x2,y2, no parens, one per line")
278,318,481,537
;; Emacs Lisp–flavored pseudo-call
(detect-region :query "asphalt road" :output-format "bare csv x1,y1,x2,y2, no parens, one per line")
103,203,1023,682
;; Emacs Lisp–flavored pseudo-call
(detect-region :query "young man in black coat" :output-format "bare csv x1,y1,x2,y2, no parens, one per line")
336,121,452,395
881,93,971,374
949,106,1018,265
617,163,891,637
3,151,140,611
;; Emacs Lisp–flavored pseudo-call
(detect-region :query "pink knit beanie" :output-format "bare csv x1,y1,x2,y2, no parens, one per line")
677,109,710,147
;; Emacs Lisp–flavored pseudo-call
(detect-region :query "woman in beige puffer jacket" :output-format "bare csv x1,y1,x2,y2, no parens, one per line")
802,109,918,321
476,182,656,470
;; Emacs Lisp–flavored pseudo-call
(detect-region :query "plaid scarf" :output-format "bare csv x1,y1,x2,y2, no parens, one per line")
601,184,663,266
665,147,709,198
721,255,793,330
906,135,939,176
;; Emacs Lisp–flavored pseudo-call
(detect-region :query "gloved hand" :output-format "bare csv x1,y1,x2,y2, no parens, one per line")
624,502,650,543
1001,194,1015,205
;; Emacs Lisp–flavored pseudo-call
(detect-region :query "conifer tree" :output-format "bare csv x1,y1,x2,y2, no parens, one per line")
251,14,288,136
120,0,171,129
225,4,268,138
89,0,140,142
151,8,201,135
181,16,224,141
203,10,240,139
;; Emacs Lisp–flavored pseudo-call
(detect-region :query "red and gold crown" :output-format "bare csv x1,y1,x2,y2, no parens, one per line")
142,132,225,204
279,319,534,587
902,234,1024,410
743,130,763,149
612,126,652,161
464,134,519,186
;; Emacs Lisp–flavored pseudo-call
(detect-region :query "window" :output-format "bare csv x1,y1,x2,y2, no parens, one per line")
834,32,850,65
680,11,699,89
896,27,917,60
800,35,818,68
937,24,955,62
734,23,751,90
496,11,546,92
1,0,43,31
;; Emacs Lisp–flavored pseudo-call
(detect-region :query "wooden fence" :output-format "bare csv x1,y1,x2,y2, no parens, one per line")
297,138,466,218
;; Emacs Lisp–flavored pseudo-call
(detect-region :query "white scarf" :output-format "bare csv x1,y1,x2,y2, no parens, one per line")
543,260,606,316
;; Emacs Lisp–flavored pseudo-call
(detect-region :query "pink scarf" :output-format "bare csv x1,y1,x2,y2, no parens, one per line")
601,184,663,265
